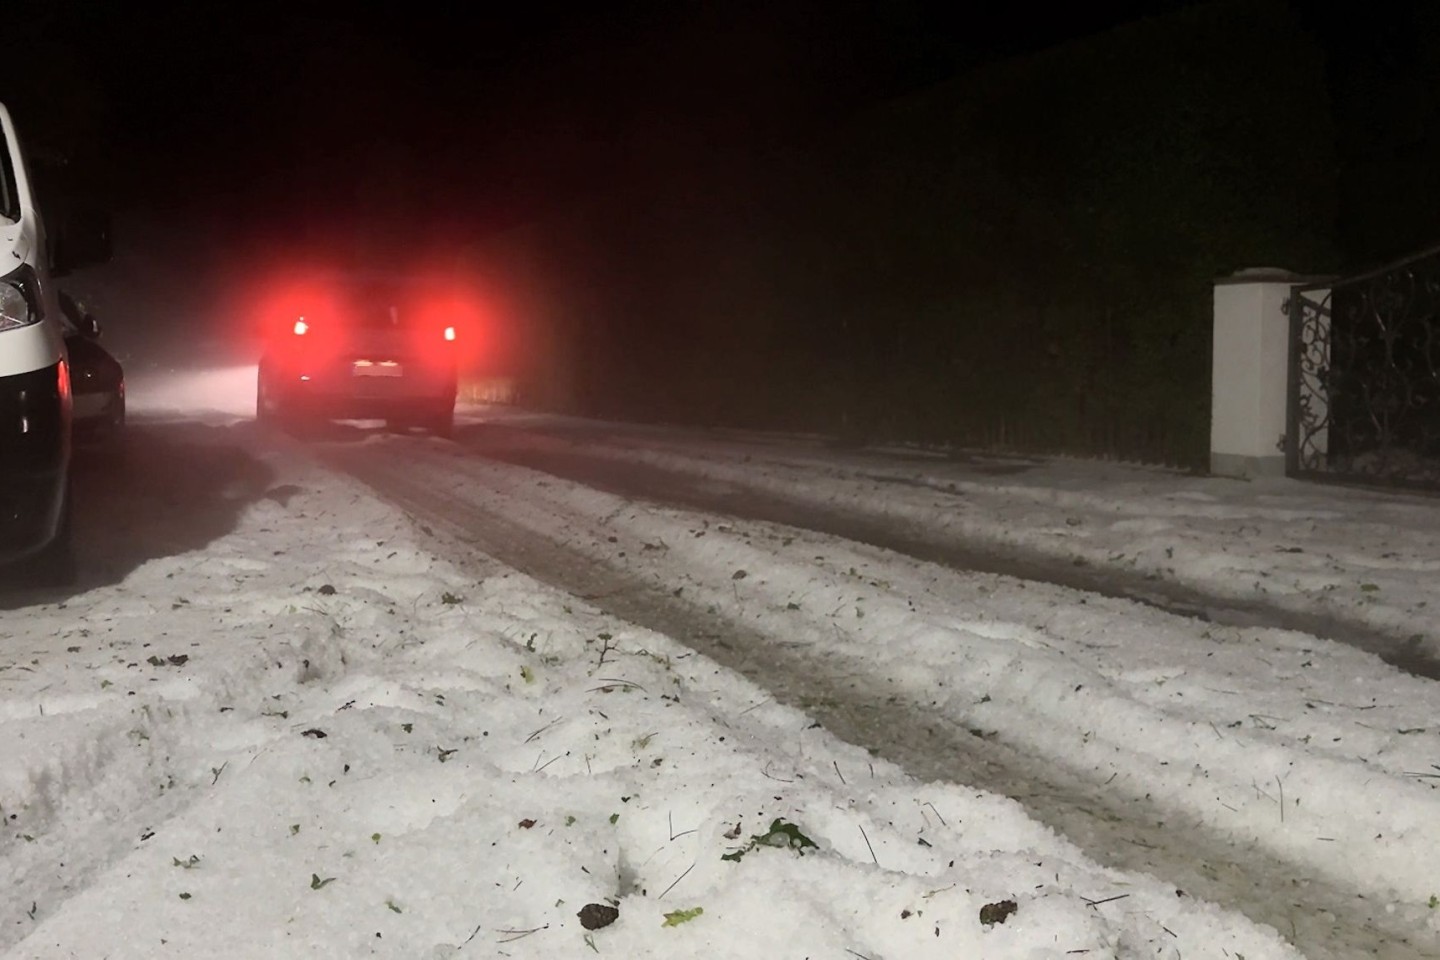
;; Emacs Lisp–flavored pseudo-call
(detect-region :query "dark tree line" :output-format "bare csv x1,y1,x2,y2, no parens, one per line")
479,0,1337,466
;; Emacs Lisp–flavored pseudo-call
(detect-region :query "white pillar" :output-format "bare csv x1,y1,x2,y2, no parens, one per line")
1210,268,1302,478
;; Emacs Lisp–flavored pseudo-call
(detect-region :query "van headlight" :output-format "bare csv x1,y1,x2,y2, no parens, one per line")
0,265,37,332
0,283,31,331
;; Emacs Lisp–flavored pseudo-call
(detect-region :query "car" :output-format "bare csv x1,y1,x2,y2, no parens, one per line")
59,291,124,446
256,274,463,436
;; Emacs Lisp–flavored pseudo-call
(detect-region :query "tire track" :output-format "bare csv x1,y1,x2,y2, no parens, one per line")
451,421,1440,680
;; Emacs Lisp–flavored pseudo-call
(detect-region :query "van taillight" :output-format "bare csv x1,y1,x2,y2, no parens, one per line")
443,326,456,342
293,319,309,336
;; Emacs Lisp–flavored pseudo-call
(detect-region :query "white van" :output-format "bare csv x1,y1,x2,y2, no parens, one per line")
0,102,94,582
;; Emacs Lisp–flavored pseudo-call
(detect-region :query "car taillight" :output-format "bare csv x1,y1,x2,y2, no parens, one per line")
443,326,456,342
293,318,309,336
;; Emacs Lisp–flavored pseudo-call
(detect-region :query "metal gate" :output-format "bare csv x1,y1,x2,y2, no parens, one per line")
1288,243,1440,487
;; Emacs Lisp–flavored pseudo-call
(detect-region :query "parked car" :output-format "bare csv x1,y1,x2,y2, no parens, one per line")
59,291,124,445
256,273,462,436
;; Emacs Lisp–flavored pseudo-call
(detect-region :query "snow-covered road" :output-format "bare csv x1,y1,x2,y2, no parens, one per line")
3,403,1440,958
446,411,1440,677
328,415,1440,959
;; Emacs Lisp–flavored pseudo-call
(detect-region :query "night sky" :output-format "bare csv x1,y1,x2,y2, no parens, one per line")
8,2,1438,262
7,1,1201,240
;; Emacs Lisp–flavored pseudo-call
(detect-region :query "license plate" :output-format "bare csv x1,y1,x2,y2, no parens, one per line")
353,360,402,378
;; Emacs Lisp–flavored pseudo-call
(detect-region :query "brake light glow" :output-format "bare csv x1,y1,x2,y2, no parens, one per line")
293,318,309,336
443,325,456,342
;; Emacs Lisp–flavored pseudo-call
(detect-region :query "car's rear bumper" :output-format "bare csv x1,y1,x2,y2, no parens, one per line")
0,362,69,562
287,394,454,419
269,365,456,419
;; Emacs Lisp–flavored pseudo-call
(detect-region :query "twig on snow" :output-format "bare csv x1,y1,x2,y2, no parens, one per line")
859,824,878,866
525,718,561,744
1402,764,1440,779
668,811,697,841
535,752,566,773
761,762,794,783
658,861,696,900
1251,780,1277,805
589,677,646,693
496,925,548,943
1083,893,1130,908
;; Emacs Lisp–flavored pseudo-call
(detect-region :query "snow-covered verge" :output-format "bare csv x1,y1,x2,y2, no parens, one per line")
0,421,1303,959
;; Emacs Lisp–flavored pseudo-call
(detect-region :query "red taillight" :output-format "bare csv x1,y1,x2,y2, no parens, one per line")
293,318,309,336
443,325,456,342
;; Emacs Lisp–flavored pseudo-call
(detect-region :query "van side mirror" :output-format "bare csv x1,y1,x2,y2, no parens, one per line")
57,291,100,338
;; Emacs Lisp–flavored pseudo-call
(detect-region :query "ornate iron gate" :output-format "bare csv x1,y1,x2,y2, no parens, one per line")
1288,243,1440,487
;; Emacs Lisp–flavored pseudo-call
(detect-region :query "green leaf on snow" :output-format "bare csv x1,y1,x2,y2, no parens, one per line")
662,906,704,927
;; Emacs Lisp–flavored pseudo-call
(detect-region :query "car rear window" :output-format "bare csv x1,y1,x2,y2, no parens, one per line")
338,282,429,329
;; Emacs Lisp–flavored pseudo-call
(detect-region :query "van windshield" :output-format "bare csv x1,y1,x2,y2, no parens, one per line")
0,124,18,223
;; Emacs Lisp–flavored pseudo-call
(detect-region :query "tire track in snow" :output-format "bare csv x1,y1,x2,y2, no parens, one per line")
325,438,1437,960
453,422,1440,680
0,694,274,950
0,599,364,950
